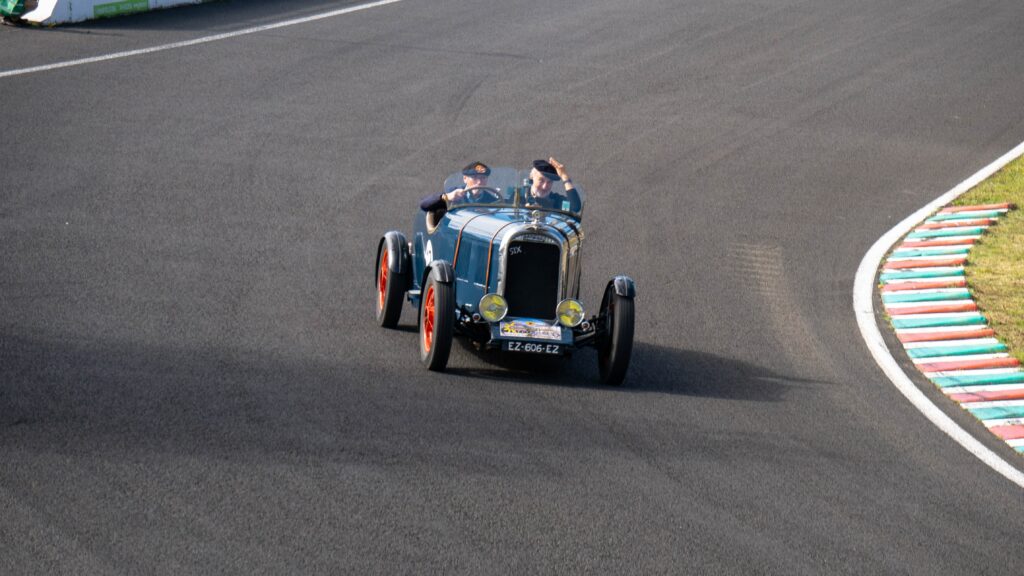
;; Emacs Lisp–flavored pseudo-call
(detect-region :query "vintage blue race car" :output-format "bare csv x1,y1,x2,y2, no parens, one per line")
375,166,635,385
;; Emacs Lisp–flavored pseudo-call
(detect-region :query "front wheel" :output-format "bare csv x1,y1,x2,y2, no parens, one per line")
597,286,635,386
419,268,454,371
376,244,407,328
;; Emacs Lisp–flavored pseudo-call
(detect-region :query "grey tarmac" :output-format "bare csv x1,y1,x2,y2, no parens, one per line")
2,0,1023,574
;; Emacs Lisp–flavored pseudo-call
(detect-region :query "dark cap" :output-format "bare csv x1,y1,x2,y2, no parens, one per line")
462,161,491,177
531,159,561,181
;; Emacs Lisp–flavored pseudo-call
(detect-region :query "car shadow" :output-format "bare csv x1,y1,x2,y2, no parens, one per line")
446,338,808,402
0,324,827,469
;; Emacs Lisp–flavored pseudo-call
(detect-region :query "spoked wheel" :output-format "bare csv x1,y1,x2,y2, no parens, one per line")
375,245,407,328
419,268,454,371
597,284,635,386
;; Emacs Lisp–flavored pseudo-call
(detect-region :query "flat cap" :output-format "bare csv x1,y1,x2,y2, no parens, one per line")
531,159,561,181
462,161,491,177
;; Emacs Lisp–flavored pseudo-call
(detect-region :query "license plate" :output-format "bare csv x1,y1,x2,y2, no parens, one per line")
503,341,562,355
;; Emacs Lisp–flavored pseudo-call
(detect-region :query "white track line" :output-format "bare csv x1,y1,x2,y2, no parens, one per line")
853,139,1024,489
943,383,1024,395
960,399,1024,410
924,368,1022,378
0,0,406,80
887,255,974,262
904,235,983,242
903,338,1001,349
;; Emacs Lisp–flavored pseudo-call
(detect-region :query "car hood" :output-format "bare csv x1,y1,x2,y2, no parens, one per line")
444,207,583,247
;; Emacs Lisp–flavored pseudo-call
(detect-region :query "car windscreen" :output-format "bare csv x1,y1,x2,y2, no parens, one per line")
442,166,585,218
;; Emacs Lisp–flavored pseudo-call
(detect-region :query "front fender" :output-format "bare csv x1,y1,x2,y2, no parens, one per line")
376,231,411,287
423,259,455,287
608,275,636,298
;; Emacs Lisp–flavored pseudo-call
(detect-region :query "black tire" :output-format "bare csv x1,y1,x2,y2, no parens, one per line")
597,286,635,386
375,242,407,328
419,268,454,371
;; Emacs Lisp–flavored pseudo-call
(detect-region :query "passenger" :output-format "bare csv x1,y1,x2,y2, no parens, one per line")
420,161,494,213
525,158,582,213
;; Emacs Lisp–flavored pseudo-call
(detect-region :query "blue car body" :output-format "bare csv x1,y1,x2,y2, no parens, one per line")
375,166,635,383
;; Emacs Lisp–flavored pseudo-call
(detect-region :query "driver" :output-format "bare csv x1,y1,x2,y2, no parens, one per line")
525,158,582,213
420,161,495,213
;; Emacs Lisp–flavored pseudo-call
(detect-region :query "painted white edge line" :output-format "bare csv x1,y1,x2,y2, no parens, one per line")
903,338,1001,349
903,234,983,240
961,399,1024,410
885,299,976,309
887,254,975,262
890,247,972,253
924,368,1022,378
0,0,407,80
853,139,1024,489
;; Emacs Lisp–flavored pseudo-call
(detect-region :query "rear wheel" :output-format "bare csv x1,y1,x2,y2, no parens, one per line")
376,245,407,328
419,269,454,371
597,285,635,386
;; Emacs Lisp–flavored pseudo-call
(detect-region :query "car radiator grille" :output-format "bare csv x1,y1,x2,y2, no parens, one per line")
504,241,560,319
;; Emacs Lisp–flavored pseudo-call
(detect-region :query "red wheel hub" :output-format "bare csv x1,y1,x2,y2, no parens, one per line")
377,249,388,311
422,285,435,353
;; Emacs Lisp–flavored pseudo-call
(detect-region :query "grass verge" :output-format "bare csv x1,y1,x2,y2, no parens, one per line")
952,156,1024,363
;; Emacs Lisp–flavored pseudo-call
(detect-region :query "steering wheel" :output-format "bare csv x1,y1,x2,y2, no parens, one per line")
454,186,503,205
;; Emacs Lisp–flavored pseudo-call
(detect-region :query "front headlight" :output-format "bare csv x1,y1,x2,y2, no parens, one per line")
479,293,509,322
556,299,585,328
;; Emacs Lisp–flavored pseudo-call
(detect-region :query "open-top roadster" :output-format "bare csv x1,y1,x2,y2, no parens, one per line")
375,166,635,385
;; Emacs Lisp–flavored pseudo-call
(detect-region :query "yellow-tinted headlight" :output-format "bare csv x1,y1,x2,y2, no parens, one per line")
479,293,509,322
556,299,585,327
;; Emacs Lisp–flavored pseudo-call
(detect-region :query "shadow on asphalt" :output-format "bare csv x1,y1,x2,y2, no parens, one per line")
446,338,802,402
0,327,810,457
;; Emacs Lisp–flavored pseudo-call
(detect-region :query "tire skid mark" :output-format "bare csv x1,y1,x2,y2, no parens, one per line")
727,242,834,379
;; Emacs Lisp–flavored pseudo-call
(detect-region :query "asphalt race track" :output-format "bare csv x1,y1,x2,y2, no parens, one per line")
2,0,1023,573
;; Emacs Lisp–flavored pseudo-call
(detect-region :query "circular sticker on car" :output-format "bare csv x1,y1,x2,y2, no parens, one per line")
425,239,433,263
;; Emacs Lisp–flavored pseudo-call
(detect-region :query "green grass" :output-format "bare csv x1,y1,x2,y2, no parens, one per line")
952,157,1024,363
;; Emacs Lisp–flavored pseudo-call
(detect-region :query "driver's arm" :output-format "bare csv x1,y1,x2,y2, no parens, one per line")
548,157,582,211
420,193,446,212
419,189,465,212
